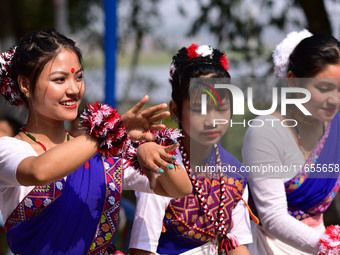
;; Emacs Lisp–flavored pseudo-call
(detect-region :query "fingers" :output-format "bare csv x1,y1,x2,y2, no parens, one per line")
140,150,177,174
129,95,149,114
149,123,167,131
128,128,149,141
148,111,170,122
164,143,179,153
140,103,168,118
137,132,155,142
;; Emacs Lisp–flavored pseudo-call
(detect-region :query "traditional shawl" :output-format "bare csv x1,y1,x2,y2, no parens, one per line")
285,113,340,220
158,143,247,254
5,154,123,255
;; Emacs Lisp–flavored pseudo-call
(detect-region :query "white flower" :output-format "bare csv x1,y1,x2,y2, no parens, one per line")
108,196,115,205
24,198,33,208
109,182,116,191
43,199,52,207
104,162,110,170
273,29,312,78
56,181,63,190
197,45,213,57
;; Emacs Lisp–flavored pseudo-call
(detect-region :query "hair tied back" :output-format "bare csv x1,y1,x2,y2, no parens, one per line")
170,43,229,78
0,46,24,106
273,29,312,78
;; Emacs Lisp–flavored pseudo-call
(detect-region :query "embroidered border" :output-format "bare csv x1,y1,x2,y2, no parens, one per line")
88,157,123,254
4,179,65,232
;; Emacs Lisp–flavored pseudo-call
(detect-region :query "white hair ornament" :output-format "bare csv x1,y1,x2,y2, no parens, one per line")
273,29,312,78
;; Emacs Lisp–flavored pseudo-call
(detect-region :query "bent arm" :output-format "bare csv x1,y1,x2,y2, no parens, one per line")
16,134,99,186
152,163,192,198
248,178,322,253
242,119,322,253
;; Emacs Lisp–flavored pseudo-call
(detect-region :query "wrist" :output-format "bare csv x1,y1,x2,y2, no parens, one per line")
80,102,129,157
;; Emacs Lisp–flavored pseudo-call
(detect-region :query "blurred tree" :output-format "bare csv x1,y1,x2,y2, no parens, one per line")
0,0,101,41
178,0,334,76
118,0,162,111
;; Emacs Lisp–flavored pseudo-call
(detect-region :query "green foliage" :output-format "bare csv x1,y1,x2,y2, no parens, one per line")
0,0,102,41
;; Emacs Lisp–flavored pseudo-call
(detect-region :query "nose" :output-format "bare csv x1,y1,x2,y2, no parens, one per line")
327,91,340,106
66,79,81,95
203,112,216,128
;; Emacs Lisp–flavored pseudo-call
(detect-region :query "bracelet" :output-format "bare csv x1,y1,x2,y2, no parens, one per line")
80,102,129,158
124,128,182,175
318,225,340,255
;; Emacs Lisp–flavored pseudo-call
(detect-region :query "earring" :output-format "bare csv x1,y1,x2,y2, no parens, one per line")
173,116,179,123
25,92,30,98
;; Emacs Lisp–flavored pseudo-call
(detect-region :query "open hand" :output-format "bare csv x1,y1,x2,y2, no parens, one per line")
121,95,170,141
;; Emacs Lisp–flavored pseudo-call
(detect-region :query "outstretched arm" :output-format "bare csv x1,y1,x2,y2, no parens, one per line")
16,96,171,187
17,134,99,186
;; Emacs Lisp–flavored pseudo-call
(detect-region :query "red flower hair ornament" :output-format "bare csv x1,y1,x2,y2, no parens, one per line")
170,44,229,78
0,47,26,106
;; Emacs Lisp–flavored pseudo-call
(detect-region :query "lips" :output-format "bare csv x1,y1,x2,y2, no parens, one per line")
202,130,220,138
60,99,77,108
323,108,337,114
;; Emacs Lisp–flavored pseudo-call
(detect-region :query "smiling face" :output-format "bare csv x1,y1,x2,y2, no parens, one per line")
28,48,85,123
301,64,340,122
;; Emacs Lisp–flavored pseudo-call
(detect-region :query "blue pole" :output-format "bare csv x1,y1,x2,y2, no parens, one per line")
104,0,117,108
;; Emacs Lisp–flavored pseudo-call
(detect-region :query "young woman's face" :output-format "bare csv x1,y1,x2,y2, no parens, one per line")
32,49,85,122
181,92,231,146
302,64,340,122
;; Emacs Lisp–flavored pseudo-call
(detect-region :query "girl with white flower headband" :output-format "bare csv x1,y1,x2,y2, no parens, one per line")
129,44,256,255
242,29,340,254
0,29,192,254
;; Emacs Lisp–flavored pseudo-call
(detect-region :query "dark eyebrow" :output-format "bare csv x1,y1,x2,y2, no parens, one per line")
49,68,84,77
315,81,335,88
49,70,68,77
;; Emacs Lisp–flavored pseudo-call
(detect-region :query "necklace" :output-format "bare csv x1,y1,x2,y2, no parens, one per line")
294,122,325,161
21,127,70,151
173,139,259,244
178,140,230,236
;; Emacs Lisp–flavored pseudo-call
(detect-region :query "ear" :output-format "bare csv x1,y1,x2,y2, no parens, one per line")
287,71,298,87
287,71,296,79
17,75,31,95
169,100,179,120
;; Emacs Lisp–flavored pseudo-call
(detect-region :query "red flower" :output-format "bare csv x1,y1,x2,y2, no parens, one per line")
26,209,34,217
56,190,62,197
219,53,229,71
186,44,199,60
34,199,43,208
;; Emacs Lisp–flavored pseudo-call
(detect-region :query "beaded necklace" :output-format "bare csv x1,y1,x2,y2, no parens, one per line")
169,140,259,251
293,121,325,161
178,140,230,236
21,127,70,151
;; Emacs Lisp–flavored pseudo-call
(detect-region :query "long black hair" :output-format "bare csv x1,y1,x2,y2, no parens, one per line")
288,34,340,77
